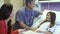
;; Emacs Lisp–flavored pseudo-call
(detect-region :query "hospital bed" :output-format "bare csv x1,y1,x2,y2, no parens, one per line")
32,10,60,34
11,10,60,34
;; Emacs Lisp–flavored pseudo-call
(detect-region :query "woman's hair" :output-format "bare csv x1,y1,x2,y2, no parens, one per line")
38,12,56,28
47,12,56,28
0,3,13,20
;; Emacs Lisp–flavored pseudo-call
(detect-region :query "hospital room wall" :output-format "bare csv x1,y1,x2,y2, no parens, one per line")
39,0,60,1
0,0,4,8
40,2,60,11
10,0,23,25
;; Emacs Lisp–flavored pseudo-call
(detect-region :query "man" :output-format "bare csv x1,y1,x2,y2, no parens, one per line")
14,0,41,30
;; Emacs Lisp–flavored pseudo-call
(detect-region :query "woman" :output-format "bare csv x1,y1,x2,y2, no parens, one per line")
36,12,56,33
0,3,13,34
7,19,12,34
10,12,56,34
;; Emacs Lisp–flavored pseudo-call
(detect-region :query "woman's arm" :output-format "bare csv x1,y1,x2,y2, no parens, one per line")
36,29,45,33
44,32,52,34
35,22,50,33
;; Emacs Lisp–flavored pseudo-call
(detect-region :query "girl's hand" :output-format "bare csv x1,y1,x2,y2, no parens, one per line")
18,28,26,32
44,32,52,34
31,28,37,31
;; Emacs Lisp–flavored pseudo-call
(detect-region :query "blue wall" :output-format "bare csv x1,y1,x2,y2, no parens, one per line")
40,2,60,11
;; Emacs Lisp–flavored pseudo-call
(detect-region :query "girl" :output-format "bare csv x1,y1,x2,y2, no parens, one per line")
36,12,56,34
0,3,13,34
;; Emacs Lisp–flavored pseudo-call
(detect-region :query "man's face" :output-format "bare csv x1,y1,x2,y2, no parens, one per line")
28,0,35,9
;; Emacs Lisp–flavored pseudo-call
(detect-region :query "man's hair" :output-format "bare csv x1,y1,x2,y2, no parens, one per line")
0,3,13,20
25,0,34,5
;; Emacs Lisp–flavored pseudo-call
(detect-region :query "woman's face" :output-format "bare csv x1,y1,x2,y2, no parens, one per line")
46,13,51,21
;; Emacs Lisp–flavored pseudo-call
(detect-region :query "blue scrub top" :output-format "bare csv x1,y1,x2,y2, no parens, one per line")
14,7,40,29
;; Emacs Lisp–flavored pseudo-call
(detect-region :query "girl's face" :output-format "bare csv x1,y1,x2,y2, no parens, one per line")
46,13,51,21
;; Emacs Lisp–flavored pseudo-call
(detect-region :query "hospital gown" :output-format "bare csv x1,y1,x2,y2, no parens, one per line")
20,22,50,34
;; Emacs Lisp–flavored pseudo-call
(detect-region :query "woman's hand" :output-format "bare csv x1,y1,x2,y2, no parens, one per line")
31,28,37,31
36,30,41,33
18,28,26,32
44,32,52,34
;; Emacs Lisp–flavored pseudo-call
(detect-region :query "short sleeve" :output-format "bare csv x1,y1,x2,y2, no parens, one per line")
16,11,23,22
36,22,50,32
52,26,60,34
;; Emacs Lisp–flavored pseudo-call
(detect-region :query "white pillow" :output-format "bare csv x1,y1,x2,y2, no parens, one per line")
32,10,60,28
42,10,60,25
31,10,49,28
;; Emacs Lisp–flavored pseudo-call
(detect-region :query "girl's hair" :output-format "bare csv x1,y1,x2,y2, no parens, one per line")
48,12,56,28
0,3,13,20
38,12,56,28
